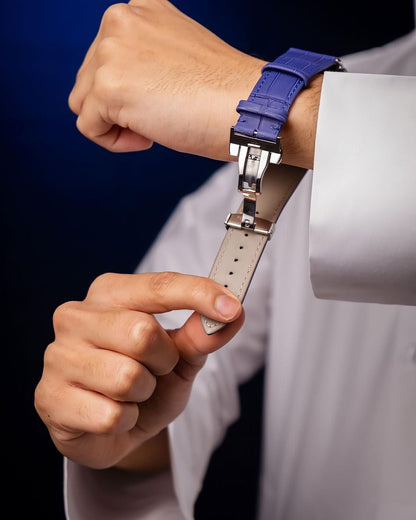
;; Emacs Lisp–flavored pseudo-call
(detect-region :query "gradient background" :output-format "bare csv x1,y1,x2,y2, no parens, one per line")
2,1,414,518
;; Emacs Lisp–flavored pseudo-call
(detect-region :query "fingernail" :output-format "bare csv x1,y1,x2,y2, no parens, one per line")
215,294,241,320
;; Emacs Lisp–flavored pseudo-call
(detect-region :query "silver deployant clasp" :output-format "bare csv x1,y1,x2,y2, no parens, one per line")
226,127,282,237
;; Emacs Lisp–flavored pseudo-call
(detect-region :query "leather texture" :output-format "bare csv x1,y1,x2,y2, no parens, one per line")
234,48,339,141
201,164,306,334
201,48,339,334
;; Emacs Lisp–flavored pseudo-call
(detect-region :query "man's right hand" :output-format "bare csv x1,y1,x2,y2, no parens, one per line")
34,272,244,470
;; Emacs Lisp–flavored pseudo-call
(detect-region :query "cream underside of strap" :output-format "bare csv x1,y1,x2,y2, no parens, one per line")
201,164,306,335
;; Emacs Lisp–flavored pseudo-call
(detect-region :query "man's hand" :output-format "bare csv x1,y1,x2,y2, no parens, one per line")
68,0,264,161
68,0,322,168
35,272,244,470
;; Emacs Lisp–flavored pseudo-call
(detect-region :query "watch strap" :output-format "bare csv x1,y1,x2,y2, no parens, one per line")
201,164,306,334
201,48,342,335
234,48,343,142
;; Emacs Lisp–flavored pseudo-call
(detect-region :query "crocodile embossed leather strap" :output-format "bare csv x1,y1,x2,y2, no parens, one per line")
201,48,343,334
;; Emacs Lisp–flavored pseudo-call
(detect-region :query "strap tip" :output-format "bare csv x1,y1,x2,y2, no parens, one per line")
200,315,227,335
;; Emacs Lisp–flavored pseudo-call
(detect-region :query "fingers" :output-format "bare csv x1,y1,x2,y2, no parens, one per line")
68,4,154,152
35,270,245,462
168,309,245,378
35,377,139,437
52,268,244,376
46,341,157,403
68,35,99,115
36,330,161,438
86,272,242,323
53,303,179,376
74,92,153,152
70,67,153,152
68,3,134,115
50,271,243,394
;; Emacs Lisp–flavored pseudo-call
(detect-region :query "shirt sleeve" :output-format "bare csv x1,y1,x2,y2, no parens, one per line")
64,461,185,520
309,71,416,306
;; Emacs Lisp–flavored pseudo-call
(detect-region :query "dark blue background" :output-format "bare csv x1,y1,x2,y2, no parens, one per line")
2,1,413,518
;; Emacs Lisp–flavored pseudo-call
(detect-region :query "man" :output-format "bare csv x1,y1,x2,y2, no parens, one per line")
35,1,416,518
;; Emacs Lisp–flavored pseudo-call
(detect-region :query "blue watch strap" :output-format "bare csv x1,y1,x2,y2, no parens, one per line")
201,48,343,334
234,48,343,142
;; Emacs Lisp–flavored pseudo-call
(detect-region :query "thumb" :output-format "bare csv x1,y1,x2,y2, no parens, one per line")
168,309,245,373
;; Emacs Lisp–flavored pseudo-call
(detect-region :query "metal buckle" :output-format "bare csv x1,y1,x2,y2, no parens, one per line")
225,212,274,237
227,127,282,236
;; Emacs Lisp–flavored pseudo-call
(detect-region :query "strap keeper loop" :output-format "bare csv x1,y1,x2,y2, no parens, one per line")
236,100,288,125
262,62,309,85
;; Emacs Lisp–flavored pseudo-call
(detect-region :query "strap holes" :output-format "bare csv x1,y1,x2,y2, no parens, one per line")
229,271,234,275
239,246,244,249
244,233,248,237
224,284,228,288
234,258,238,262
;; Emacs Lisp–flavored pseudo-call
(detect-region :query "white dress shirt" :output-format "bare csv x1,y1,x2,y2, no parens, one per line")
65,28,416,520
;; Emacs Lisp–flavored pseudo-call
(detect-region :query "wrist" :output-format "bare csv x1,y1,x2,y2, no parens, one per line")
201,54,267,162
226,49,336,170
115,429,170,473
225,65,323,170
278,73,323,170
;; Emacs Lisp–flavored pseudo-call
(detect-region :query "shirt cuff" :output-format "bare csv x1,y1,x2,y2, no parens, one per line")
64,458,184,519
310,71,416,306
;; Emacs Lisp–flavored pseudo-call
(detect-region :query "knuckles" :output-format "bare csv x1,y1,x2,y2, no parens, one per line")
126,316,179,376
95,36,121,64
148,271,179,298
112,359,141,400
52,301,83,334
113,358,156,402
189,276,214,302
127,315,159,354
42,342,61,371
68,89,80,115
33,380,49,419
92,63,125,104
101,3,133,32
87,272,121,299
94,400,129,434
